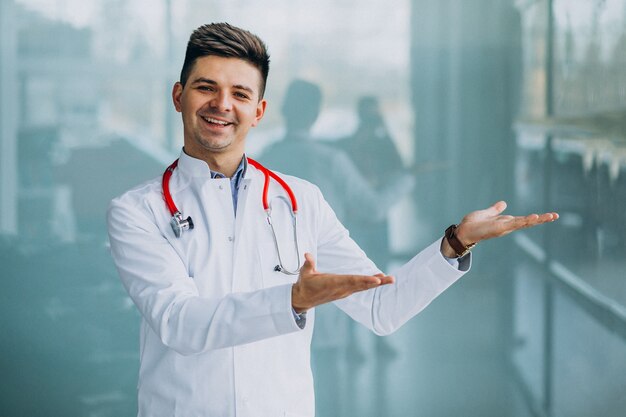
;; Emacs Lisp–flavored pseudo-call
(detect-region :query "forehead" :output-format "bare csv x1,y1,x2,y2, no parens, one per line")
188,56,262,94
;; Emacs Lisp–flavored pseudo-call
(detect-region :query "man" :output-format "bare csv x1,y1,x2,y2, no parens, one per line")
107,23,557,417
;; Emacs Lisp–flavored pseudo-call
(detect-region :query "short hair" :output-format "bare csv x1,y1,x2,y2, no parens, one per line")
180,22,270,98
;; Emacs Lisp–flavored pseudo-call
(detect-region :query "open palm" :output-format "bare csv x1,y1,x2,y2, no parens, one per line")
456,201,558,245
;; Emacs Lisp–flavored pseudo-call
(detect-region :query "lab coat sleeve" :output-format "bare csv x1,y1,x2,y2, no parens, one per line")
314,188,469,336
107,197,301,356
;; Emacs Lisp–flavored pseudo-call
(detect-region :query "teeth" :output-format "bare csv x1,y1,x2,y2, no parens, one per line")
203,116,230,126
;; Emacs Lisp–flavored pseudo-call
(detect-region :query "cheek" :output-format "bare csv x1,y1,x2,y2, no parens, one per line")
181,98,202,120
247,108,262,126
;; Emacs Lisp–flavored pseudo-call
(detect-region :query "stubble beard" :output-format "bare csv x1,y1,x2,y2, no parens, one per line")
191,125,236,154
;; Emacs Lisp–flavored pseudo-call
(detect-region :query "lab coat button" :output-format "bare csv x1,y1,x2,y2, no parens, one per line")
219,185,224,190
228,236,234,242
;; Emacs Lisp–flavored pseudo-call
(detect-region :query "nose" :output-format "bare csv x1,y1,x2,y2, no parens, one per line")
210,90,232,112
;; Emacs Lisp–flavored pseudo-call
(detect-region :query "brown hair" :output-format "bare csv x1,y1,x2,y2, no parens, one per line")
180,23,270,98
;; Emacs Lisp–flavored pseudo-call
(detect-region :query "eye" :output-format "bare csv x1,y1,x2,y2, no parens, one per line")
197,85,215,92
234,92,250,100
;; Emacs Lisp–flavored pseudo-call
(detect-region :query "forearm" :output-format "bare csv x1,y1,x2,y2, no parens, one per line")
135,283,301,355
334,238,469,335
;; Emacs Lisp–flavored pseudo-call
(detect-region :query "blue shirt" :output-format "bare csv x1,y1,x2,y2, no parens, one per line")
209,156,247,215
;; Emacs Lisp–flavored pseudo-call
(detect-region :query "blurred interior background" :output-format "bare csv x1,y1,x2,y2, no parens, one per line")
1,0,625,416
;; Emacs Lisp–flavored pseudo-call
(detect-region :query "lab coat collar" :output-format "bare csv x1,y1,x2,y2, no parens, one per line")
177,149,253,180
177,148,213,178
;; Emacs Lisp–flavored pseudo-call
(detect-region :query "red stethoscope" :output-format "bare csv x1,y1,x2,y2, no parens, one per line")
162,157,302,275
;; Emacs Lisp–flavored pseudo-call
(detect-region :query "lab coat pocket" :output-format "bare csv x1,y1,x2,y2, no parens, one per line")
257,242,300,288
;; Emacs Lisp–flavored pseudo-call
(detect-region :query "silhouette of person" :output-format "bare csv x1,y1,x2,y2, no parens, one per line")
261,81,410,226
334,96,409,269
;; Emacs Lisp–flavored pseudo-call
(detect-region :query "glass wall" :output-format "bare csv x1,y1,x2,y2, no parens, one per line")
1,0,625,416
513,0,626,416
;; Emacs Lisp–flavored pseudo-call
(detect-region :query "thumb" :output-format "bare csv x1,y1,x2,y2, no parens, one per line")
485,200,507,216
302,253,317,274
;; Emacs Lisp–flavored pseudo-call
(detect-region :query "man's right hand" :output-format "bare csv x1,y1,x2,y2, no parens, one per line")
291,253,394,313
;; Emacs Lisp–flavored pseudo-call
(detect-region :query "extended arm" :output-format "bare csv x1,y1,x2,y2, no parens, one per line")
291,196,558,334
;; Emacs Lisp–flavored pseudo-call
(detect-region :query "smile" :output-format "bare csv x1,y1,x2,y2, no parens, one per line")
201,115,233,127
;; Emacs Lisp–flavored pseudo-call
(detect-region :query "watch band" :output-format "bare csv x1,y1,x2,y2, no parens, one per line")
444,224,476,258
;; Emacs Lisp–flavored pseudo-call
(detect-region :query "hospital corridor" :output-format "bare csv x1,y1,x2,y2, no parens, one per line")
1,0,625,416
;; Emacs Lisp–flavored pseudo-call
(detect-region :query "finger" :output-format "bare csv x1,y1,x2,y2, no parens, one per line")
373,273,395,285
510,214,539,229
510,212,557,230
466,201,508,222
302,253,317,273
536,212,559,223
487,200,507,216
379,275,395,285
525,213,540,222
353,274,396,288
526,212,559,224
542,212,559,222
346,275,382,290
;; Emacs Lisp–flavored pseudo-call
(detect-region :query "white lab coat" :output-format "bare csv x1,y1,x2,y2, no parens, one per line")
107,150,469,417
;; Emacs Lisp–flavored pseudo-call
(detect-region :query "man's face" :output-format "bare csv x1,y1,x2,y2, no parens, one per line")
172,56,267,160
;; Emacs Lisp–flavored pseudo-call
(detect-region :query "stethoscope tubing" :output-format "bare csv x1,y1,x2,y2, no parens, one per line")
248,158,298,213
162,159,180,216
161,156,301,274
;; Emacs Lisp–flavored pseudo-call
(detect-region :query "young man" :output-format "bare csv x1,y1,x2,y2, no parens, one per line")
107,23,557,417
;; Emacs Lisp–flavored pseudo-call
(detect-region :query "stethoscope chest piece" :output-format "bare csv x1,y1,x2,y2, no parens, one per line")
162,159,194,238
170,211,194,238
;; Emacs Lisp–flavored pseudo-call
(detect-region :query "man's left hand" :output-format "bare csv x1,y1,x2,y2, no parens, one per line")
441,200,558,258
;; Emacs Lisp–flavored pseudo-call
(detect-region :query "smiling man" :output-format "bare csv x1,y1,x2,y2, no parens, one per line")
173,55,266,174
107,23,558,417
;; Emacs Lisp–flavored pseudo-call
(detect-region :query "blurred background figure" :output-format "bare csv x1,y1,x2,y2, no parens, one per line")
2,0,626,416
334,95,408,268
261,80,411,223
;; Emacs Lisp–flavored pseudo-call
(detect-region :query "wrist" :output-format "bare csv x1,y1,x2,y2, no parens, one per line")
444,224,476,258
291,284,308,313
454,224,473,247
440,236,458,258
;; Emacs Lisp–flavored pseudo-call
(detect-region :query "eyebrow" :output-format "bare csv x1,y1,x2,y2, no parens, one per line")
190,77,255,95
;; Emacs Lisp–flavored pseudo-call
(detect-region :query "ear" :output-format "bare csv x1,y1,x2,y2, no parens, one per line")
172,82,183,112
251,99,267,127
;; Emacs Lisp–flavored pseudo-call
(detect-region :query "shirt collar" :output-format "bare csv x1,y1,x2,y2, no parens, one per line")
211,156,247,191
